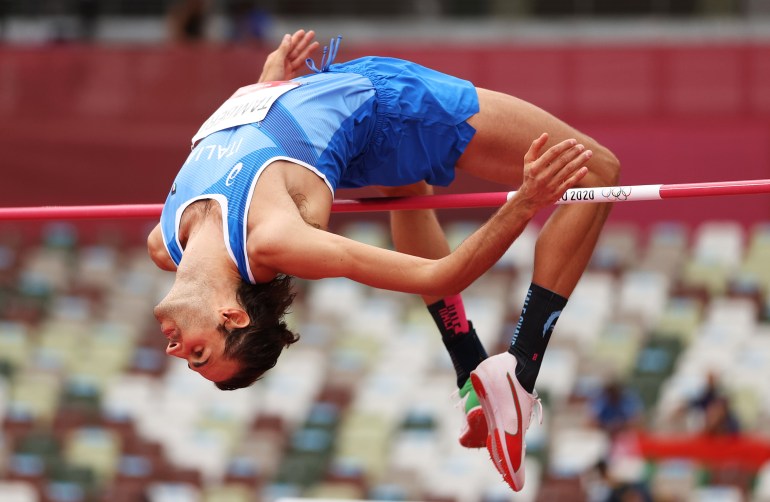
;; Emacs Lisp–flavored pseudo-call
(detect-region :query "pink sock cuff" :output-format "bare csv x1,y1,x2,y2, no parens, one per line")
439,294,470,335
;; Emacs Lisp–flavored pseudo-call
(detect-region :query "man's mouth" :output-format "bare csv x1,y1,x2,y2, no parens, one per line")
162,328,179,342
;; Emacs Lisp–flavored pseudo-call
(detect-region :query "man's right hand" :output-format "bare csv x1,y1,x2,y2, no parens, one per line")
514,133,591,214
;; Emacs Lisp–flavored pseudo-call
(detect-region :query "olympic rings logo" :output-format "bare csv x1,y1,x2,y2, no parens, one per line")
601,187,632,201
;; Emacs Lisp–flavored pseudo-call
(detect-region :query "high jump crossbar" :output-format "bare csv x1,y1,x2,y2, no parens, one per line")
1,179,769,221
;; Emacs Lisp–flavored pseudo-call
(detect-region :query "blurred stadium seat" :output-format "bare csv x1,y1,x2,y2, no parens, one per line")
0,217,767,501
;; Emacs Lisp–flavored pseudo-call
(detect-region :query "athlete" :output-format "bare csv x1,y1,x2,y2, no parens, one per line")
147,30,621,491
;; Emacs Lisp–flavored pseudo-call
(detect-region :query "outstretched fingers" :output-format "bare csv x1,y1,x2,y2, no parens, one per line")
558,164,590,194
287,29,319,73
519,134,594,208
545,142,592,199
546,142,591,176
523,132,550,165
537,138,581,170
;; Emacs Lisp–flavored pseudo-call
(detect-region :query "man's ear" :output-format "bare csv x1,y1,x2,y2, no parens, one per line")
220,308,250,329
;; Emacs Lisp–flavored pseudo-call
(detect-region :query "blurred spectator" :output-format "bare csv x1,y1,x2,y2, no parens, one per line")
678,371,741,436
589,378,645,439
42,0,98,42
0,0,6,40
701,396,740,436
445,0,490,16
45,0,68,42
583,459,653,502
167,0,209,43
76,0,99,41
227,0,272,44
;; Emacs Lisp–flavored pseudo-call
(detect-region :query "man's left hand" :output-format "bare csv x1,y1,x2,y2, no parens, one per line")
259,29,320,83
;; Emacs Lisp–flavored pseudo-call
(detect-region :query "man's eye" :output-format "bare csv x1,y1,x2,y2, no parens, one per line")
193,349,204,359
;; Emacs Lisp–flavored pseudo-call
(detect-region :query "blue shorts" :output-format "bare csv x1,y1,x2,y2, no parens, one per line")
320,57,480,189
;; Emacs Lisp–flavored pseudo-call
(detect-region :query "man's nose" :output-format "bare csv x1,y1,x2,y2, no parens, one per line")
166,341,183,357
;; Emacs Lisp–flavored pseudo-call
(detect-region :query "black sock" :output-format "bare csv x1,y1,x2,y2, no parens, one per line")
508,283,568,393
428,296,488,388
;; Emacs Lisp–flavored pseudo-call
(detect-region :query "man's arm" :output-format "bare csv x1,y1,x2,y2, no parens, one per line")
259,194,536,297
258,135,588,297
147,223,177,272
258,29,319,83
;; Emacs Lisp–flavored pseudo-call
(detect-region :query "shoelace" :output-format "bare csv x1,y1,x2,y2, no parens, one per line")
450,388,464,411
305,35,343,74
532,393,544,426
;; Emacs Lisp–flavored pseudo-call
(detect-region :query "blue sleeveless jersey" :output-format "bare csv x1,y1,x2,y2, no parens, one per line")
160,57,479,283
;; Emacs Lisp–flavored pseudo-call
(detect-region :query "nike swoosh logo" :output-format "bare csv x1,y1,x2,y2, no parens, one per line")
542,310,562,337
504,372,523,472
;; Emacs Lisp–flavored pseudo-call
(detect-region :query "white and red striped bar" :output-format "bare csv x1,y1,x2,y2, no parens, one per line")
0,179,769,220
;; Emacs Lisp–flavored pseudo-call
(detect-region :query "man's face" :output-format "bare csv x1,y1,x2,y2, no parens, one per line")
153,294,241,383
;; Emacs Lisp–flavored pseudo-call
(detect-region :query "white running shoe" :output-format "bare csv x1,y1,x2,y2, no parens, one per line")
470,352,542,492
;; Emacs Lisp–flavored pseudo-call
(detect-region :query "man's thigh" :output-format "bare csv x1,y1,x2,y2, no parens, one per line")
457,88,608,187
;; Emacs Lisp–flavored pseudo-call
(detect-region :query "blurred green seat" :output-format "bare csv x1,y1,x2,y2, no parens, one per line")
305,481,366,500
639,222,688,277
335,412,392,482
0,321,32,372
304,402,341,433
10,372,62,423
203,484,253,502
63,427,121,485
14,431,61,474
633,336,682,378
15,430,60,454
275,451,330,488
44,481,87,502
742,224,770,295
0,359,16,380
590,321,644,377
47,459,97,499
35,320,89,371
655,297,702,343
400,408,436,432
628,335,682,409
58,378,102,418
681,260,730,297
626,373,668,411
590,223,640,272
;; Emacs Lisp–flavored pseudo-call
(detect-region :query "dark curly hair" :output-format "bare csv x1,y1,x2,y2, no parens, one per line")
215,275,300,390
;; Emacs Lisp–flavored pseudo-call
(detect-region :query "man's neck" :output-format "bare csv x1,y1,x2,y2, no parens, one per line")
176,216,241,289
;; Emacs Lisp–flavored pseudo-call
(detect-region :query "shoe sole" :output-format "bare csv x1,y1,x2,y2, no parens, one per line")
459,407,487,449
471,362,525,491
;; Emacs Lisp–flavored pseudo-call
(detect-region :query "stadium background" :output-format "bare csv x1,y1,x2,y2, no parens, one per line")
1,1,770,501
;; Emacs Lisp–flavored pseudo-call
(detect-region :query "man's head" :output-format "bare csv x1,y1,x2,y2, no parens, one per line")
214,275,300,389
154,275,299,389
